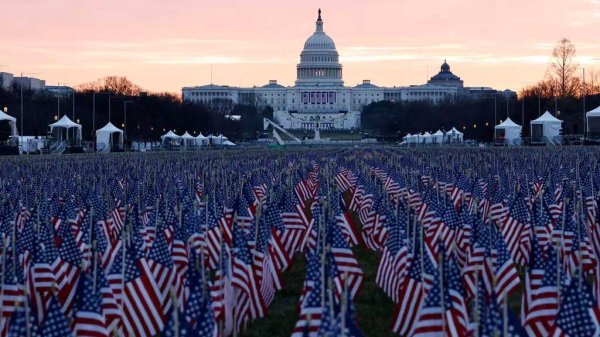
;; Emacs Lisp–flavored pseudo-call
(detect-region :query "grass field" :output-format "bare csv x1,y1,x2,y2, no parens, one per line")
243,245,396,337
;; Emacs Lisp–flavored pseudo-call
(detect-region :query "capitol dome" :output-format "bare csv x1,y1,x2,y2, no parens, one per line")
303,33,336,50
296,9,344,87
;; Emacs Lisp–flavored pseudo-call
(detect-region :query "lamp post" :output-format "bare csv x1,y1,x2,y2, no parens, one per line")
19,72,40,136
123,101,134,144
91,92,111,137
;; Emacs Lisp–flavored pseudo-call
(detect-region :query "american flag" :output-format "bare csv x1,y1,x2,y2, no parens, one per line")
411,258,443,337
5,297,37,337
375,215,409,303
39,297,73,337
73,273,110,337
522,240,560,337
489,231,520,306
184,266,218,337
148,228,182,316
392,233,427,336
121,248,165,337
231,225,266,330
442,253,470,337
327,218,363,300
292,251,324,337
550,275,600,337
53,222,82,317
0,248,24,337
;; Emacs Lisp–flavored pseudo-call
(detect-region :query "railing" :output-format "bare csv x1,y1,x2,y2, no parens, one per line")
49,140,68,154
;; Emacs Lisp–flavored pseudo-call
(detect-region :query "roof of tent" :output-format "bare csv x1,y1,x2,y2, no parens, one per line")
223,140,236,146
586,106,600,118
449,127,463,135
196,133,208,139
181,132,195,139
160,130,180,139
0,110,16,123
433,130,444,136
531,111,562,124
96,122,122,134
495,117,522,129
50,115,81,129
422,132,431,136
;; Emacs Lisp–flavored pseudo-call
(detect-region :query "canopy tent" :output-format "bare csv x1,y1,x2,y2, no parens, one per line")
445,127,464,143
494,117,522,146
421,132,433,144
160,130,181,145
215,134,227,145
586,106,600,138
530,111,562,145
223,140,236,146
0,110,18,137
208,134,227,145
195,133,208,146
49,115,82,146
181,132,197,147
95,122,123,152
431,130,444,144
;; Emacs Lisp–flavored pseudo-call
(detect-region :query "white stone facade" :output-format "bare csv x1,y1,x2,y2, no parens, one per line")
182,9,512,130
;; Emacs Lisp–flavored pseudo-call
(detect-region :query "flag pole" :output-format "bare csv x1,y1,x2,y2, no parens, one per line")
0,237,7,323
24,284,31,337
503,293,508,337
172,287,180,337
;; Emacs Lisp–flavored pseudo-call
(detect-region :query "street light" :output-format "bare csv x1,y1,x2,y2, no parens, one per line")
582,60,599,138
123,100,134,142
91,92,111,134
19,72,40,135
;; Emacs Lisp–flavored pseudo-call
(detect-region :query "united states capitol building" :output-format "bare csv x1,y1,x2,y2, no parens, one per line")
182,10,515,130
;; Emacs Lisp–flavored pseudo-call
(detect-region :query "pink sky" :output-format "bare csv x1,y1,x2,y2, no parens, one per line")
2,0,600,94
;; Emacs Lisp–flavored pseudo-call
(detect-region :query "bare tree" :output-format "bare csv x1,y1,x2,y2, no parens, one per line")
77,76,143,96
551,38,579,97
589,69,600,95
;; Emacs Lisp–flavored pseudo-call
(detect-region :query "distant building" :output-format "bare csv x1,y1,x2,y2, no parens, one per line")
0,72,14,90
14,76,46,91
182,9,515,130
46,85,75,96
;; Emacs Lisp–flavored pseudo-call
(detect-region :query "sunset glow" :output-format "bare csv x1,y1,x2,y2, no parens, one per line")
2,0,600,93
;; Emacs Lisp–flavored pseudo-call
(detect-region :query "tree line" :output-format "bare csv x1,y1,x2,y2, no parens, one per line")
361,94,600,141
0,77,271,142
2,37,600,144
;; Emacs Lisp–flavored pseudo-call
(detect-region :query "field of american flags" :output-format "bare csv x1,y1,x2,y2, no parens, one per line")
2,147,600,337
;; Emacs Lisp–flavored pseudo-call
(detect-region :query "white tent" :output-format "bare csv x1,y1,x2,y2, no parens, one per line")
530,111,562,145
445,127,464,143
494,117,522,146
181,132,197,147
586,106,600,137
49,115,82,146
431,130,444,144
160,130,181,145
215,134,227,145
95,122,123,152
0,110,18,136
196,133,208,146
223,140,236,146
422,132,433,144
